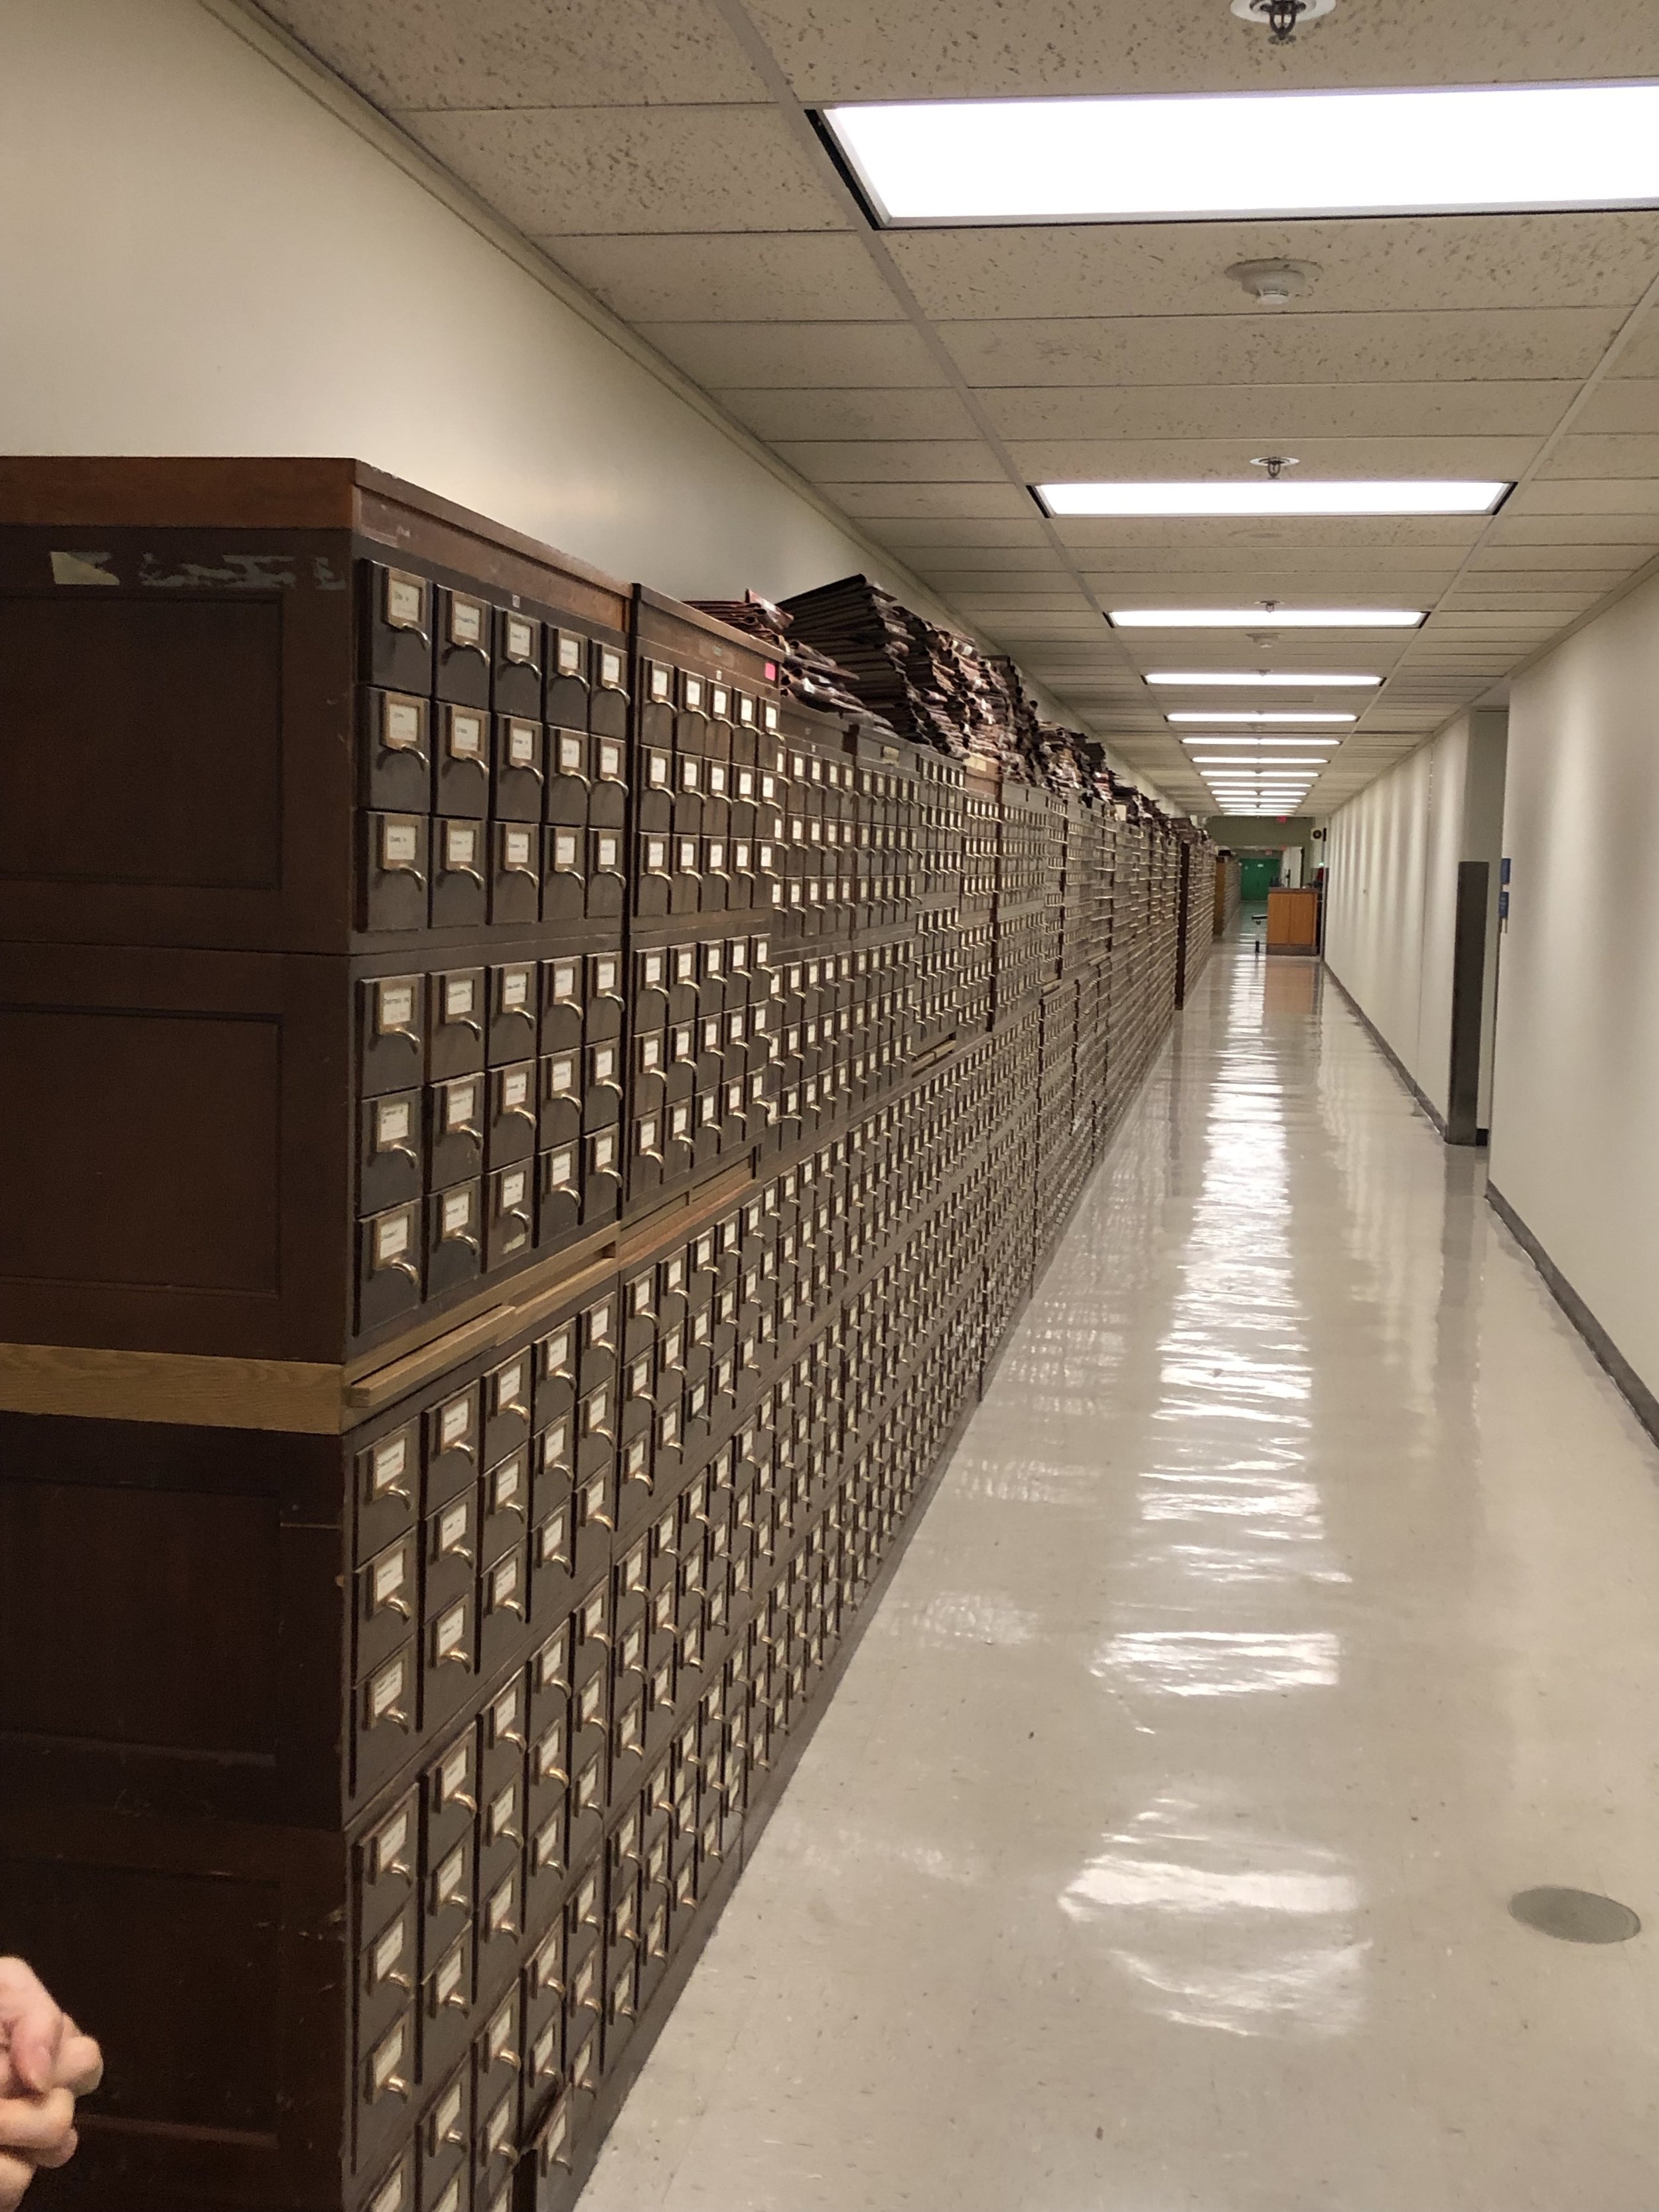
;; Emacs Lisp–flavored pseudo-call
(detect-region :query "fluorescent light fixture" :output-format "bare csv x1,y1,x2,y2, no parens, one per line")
1169,711,1354,725
1146,671,1380,688
1192,758,1329,768
822,84,1659,226
1111,609,1425,629
1041,480,1507,517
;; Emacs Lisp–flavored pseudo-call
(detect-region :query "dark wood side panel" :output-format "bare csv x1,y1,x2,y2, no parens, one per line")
0,1005,283,1294
0,1412,345,1828
0,1481,279,1753
0,596,284,891
0,943,350,1361
0,1803,346,2212
0,525,356,954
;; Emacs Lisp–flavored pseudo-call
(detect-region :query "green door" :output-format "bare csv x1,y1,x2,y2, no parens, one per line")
1240,856,1280,898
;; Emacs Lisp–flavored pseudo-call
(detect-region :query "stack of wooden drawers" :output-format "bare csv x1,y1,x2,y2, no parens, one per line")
0,459,1216,2212
1175,833,1220,1009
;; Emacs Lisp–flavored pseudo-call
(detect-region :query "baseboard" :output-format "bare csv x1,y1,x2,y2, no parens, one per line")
1321,964,1449,1138
1487,1182,1659,1453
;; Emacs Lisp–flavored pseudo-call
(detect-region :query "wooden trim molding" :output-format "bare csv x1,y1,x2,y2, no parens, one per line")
0,1342,344,1434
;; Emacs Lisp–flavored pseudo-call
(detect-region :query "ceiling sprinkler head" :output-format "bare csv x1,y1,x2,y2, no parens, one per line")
1228,258,1317,306
1250,455,1299,480
1230,0,1337,40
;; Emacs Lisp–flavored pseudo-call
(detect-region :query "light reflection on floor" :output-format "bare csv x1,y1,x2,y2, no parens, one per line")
581,942,1659,2212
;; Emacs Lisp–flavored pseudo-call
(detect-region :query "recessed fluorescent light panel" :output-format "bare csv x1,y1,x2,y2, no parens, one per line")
1147,672,1380,688
821,84,1659,226
1111,609,1425,629
1041,480,1507,517
1169,711,1355,725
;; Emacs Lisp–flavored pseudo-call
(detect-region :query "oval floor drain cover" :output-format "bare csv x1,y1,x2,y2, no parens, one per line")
1508,1887,1640,1944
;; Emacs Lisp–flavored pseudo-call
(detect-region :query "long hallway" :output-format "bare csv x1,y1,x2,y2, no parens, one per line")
585,942,1659,2212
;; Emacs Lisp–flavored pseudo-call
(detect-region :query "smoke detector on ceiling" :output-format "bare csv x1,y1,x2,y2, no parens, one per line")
1230,0,1337,41
1228,258,1319,306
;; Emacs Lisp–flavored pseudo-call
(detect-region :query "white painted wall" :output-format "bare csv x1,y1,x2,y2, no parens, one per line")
1323,710,1506,1124
0,0,908,607
1490,566,1659,1400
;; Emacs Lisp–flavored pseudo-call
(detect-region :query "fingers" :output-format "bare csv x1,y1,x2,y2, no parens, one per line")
0,2089,78,2160
27,2132,77,2174
0,1967,97,2209
54,2031,102,2099
0,1964,63,2100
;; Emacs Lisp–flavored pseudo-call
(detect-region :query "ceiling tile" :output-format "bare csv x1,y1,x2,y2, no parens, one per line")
818,482,1043,519
1467,543,1644,570
920,573,1085,599
942,311,1624,387
1464,571,1632,596
633,321,944,386
1485,514,1659,545
1615,322,1659,378
1425,613,1570,630
1010,435,1542,479
405,106,847,234
855,518,1054,548
769,439,1004,482
1508,480,1659,513
714,388,979,439
1566,380,1659,440
977,383,1579,441
901,546,1073,574
948,590,1100,613
1082,549,1465,575
538,234,902,320
1539,434,1659,477
1439,590,1602,610
744,0,1659,100
261,0,766,108
889,215,1659,321
1083,569,1460,593
1567,379,1659,434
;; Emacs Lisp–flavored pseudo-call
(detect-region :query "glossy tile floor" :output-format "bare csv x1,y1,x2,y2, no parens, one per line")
582,938,1659,2212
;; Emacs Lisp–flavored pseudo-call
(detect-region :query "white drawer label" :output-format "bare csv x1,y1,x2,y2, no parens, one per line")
369,1657,405,1720
375,1213,409,1263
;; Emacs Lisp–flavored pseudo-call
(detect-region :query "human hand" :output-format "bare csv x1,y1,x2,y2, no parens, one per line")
0,1960,102,2210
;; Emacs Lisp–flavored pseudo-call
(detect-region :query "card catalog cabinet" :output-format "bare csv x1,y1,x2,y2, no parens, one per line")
0,459,1212,2212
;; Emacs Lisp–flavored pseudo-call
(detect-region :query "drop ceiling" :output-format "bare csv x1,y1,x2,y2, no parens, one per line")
255,0,1659,816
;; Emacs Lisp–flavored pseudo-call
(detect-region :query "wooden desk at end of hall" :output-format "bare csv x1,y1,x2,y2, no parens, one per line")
1267,887,1321,954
